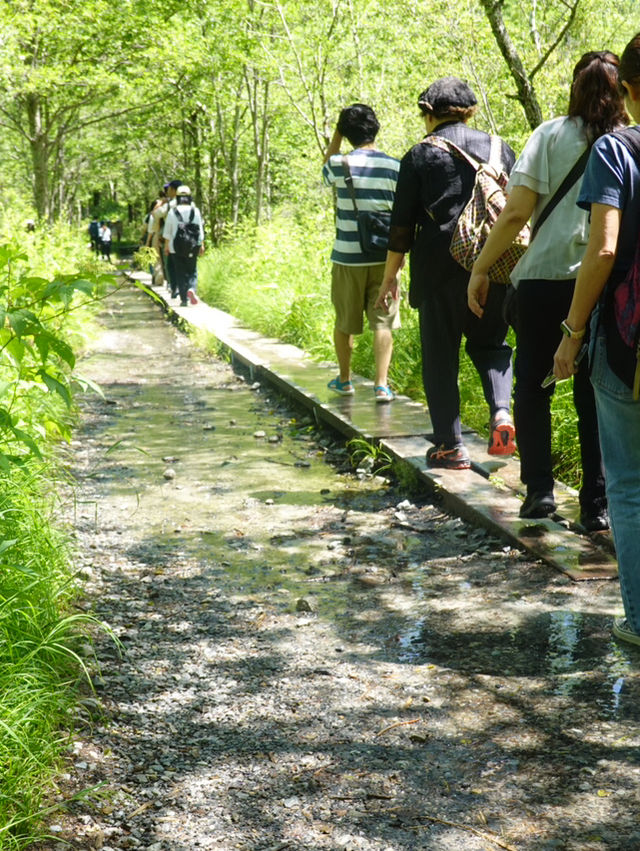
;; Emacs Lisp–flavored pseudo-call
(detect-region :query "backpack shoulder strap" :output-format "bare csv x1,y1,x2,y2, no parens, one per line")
613,126,640,161
488,135,503,173
424,134,481,172
188,206,195,223
174,208,184,222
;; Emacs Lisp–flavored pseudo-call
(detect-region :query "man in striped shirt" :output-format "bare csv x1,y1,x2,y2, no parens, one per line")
322,104,400,402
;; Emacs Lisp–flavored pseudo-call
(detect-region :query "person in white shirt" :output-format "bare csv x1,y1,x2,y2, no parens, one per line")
468,51,626,527
163,185,205,306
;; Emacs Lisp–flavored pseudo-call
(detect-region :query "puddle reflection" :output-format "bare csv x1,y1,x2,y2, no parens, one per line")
394,608,639,720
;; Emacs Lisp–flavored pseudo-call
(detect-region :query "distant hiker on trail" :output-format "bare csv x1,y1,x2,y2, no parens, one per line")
322,103,400,403
158,179,182,298
163,184,204,307
88,217,100,253
99,222,112,262
146,190,168,286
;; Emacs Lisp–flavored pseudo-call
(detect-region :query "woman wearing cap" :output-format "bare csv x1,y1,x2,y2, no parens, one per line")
375,77,516,470
468,52,625,527
553,34,640,645
163,185,205,306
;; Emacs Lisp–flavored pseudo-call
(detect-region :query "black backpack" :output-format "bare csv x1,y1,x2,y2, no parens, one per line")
173,206,200,257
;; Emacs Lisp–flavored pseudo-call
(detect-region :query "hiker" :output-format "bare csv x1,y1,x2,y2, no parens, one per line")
88,217,100,253
553,33,640,646
146,190,168,285
99,221,112,262
160,180,182,297
468,51,626,527
375,77,516,468
322,104,401,403
163,185,204,306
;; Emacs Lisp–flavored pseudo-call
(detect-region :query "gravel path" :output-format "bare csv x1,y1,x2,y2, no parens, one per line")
45,286,640,851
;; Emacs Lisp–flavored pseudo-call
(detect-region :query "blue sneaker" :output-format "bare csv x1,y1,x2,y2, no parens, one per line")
328,377,355,396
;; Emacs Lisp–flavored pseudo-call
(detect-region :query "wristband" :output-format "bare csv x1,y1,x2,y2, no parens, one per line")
560,320,585,340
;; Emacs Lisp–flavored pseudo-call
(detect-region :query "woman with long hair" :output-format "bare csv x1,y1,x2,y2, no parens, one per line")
554,34,640,645
468,51,627,527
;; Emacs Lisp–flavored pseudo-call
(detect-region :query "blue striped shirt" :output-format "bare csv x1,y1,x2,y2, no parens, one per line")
322,148,400,265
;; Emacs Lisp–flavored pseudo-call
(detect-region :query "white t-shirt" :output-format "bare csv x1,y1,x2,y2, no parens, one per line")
507,116,590,284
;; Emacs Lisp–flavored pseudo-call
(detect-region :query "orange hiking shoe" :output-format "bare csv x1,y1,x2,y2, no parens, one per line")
488,413,516,456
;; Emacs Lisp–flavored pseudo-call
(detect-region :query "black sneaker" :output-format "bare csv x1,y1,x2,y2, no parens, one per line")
580,507,610,532
426,443,471,470
520,491,556,519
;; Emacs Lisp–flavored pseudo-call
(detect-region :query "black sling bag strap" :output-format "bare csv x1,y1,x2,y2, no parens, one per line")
341,155,358,212
530,145,592,241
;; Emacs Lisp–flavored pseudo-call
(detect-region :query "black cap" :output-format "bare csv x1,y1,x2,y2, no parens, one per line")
418,77,477,114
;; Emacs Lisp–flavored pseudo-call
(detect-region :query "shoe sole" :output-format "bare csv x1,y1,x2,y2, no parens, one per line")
187,290,199,305
328,383,354,396
488,423,516,456
426,456,471,470
613,618,640,646
427,461,471,470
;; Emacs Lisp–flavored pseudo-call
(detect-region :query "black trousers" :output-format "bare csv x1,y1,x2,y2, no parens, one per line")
514,278,605,509
172,254,198,303
417,268,513,446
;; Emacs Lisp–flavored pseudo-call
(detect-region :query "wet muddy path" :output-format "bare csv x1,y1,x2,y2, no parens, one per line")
52,285,640,851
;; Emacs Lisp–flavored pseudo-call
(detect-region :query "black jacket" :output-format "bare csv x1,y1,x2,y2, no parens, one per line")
388,121,515,307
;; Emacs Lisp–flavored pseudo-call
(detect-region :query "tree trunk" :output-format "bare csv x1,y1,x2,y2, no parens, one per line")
25,94,51,221
479,0,543,130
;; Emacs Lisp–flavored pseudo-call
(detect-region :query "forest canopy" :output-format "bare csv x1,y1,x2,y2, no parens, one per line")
0,0,637,236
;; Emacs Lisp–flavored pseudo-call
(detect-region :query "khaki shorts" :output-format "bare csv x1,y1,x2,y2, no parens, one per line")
331,262,401,335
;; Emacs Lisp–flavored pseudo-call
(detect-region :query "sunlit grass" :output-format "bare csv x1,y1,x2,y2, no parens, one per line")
0,463,97,849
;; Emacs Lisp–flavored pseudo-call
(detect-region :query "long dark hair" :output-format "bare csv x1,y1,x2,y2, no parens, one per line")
620,33,640,86
568,51,628,139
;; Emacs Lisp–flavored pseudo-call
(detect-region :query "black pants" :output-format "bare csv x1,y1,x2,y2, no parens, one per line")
514,279,605,509
417,269,513,446
172,254,198,303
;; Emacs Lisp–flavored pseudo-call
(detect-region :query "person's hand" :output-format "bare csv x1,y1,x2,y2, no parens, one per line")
375,277,399,314
553,335,583,381
468,270,490,318
199,245,205,256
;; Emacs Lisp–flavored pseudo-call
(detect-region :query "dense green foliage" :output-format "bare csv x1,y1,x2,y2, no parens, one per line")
0,213,108,847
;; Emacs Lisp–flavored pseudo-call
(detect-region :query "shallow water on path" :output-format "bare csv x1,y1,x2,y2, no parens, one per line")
53,285,640,851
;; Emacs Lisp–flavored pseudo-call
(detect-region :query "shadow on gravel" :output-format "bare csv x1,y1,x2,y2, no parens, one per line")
65,285,640,851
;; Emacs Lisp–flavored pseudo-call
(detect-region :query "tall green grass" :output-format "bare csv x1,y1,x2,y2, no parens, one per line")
0,217,106,848
199,206,584,488
0,464,92,850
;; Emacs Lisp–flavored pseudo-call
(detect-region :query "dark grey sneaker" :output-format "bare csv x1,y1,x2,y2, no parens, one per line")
426,443,470,470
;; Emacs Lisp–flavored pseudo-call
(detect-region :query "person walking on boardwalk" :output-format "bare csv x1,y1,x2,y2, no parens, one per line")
554,33,640,645
375,78,516,465
88,217,100,254
99,221,112,262
158,180,182,297
468,52,626,526
322,104,400,403
163,185,204,307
